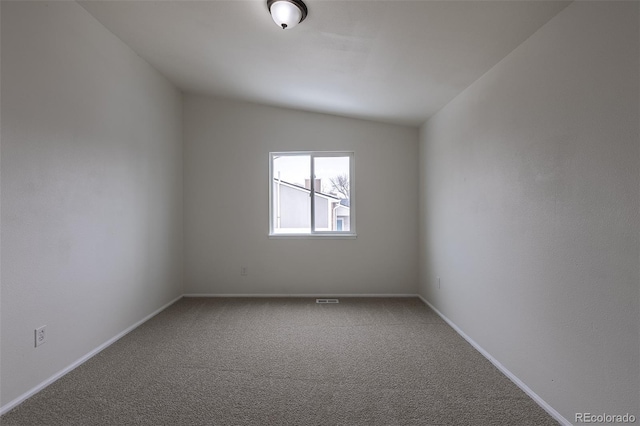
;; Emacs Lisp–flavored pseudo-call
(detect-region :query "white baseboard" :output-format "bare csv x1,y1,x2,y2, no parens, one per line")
0,295,183,416
183,293,419,298
416,295,571,426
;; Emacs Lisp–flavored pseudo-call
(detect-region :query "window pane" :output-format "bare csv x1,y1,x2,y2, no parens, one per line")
272,155,310,234
313,156,351,232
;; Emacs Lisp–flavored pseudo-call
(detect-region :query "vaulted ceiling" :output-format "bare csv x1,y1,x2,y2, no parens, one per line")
80,1,570,126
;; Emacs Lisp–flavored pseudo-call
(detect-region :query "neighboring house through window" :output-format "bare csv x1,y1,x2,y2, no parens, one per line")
269,152,355,237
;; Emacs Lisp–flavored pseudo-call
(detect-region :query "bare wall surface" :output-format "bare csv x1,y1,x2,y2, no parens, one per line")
184,96,419,295
419,1,639,421
1,1,183,407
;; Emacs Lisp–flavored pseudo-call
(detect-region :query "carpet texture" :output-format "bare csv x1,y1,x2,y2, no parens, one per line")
1,297,559,425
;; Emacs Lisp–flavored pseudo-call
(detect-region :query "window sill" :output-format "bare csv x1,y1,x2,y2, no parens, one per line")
269,233,357,240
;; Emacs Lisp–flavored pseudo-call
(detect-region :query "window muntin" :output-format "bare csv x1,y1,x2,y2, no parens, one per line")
269,152,355,237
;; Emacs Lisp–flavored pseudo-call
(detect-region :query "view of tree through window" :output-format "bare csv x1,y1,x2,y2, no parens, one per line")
270,152,354,235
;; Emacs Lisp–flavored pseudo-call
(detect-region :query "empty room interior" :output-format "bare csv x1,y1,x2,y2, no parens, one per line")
1,1,638,425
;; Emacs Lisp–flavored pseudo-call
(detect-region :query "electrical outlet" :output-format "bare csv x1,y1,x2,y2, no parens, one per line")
35,325,46,347
240,266,248,276
438,277,441,289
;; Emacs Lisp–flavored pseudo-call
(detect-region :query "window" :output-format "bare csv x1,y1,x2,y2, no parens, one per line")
269,152,355,237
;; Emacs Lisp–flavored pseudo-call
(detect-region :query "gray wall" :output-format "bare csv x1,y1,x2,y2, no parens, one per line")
418,1,639,421
184,95,419,295
1,1,183,408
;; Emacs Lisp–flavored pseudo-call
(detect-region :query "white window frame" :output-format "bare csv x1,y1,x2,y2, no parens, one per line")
269,151,356,238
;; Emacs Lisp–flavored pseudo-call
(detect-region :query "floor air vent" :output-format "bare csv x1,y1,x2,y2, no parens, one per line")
316,299,339,304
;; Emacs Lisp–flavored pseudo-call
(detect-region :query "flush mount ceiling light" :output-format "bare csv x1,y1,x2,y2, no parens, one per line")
267,0,308,30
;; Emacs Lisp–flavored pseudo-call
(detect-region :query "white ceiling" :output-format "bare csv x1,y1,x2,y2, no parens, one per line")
79,1,570,126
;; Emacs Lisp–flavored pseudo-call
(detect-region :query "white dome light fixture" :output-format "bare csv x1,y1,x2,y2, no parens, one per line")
267,0,308,30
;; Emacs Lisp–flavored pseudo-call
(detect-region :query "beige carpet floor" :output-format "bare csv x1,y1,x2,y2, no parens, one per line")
1,297,558,425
